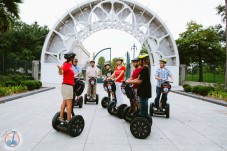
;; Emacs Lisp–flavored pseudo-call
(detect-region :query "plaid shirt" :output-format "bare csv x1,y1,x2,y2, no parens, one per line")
155,68,172,87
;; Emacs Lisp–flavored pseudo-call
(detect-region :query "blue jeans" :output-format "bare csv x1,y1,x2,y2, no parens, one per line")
140,97,148,118
154,87,167,108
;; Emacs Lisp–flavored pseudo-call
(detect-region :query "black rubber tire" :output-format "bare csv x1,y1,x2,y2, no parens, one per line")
84,94,87,104
130,117,151,139
96,94,99,104
117,104,128,119
107,101,115,115
79,96,83,108
123,106,131,122
52,112,67,131
68,115,85,137
101,97,109,108
150,103,154,116
166,103,170,118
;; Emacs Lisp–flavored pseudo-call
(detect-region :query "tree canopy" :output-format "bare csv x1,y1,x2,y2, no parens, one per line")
176,21,224,82
0,21,49,61
0,0,23,33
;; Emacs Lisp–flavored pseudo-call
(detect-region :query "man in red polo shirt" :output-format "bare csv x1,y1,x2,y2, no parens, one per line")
128,57,142,107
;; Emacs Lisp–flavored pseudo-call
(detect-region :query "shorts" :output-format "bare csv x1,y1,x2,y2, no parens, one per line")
61,84,73,100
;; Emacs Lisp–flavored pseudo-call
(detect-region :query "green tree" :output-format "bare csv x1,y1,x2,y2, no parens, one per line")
216,2,227,86
176,21,224,82
0,0,23,33
0,21,49,61
98,56,105,75
139,47,148,55
111,57,117,70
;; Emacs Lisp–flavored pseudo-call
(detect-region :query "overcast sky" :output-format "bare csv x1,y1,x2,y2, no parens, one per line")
19,0,224,59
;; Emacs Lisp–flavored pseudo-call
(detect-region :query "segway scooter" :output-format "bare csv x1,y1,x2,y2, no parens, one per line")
106,79,127,119
150,81,172,118
121,81,152,139
73,78,85,108
101,79,113,108
84,77,99,104
52,94,85,137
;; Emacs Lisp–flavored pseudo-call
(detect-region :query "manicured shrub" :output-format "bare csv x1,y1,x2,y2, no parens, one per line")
21,80,36,90
183,84,190,89
21,80,42,90
192,86,200,94
3,80,18,87
0,86,27,97
191,85,214,96
184,85,192,92
0,87,11,97
208,90,227,101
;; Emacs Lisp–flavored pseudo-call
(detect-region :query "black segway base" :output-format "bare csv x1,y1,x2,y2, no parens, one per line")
52,112,85,137
150,103,170,118
84,94,99,104
107,102,127,119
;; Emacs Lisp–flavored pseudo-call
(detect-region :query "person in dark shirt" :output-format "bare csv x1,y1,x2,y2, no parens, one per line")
126,54,151,118
103,62,113,81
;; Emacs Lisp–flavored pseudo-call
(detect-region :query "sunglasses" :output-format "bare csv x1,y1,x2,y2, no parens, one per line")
74,60,78,62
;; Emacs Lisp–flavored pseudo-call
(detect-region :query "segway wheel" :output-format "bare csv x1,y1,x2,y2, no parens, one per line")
117,104,127,119
79,96,83,108
107,101,115,115
84,94,87,104
96,94,99,104
52,112,67,131
123,106,131,122
130,117,151,139
150,103,154,116
166,103,170,118
101,97,109,108
68,115,85,137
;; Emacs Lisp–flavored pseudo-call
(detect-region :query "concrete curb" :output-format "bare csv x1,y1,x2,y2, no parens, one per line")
171,90,227,107
0,87,55,104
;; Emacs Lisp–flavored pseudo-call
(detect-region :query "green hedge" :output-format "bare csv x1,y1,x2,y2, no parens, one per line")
0,86,28,97
183,85,214,96
21,80,42,90
183,84,192,92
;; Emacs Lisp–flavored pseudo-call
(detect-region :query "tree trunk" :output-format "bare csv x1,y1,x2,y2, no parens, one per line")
225,0,227,87
199,59,203,82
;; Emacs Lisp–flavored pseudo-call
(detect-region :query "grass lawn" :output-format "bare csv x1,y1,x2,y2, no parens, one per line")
186,73,224,84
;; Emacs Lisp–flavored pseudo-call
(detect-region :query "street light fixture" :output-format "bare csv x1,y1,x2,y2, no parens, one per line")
131,43,137,59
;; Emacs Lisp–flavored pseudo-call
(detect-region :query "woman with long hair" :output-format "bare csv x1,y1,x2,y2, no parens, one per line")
126,54,151,118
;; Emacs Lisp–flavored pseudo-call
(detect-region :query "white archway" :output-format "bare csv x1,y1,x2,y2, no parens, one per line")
41,0,179,86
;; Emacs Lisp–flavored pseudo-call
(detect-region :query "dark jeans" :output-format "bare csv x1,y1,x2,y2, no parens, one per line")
154,86,167,108
139,97,148,118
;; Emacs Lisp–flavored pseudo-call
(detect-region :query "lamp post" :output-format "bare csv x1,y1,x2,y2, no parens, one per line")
131,43,137,59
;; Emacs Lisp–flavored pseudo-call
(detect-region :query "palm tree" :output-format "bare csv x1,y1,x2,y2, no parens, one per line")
0,0,22,33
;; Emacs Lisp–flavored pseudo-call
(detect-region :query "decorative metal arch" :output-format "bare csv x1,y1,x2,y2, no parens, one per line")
41,0,179,85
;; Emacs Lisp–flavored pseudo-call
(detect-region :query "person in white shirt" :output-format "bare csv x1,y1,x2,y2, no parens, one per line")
86,60,99,99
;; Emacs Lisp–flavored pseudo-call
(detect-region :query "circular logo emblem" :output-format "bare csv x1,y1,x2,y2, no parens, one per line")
1,129,22,150
163,88,169,93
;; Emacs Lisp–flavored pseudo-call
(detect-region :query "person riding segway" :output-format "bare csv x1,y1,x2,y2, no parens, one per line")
122,57,142,120
72,58,84,108
52,52,85,137
125,54,152,139
150,59,173,118
101,62,114,108
84,60,99,104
